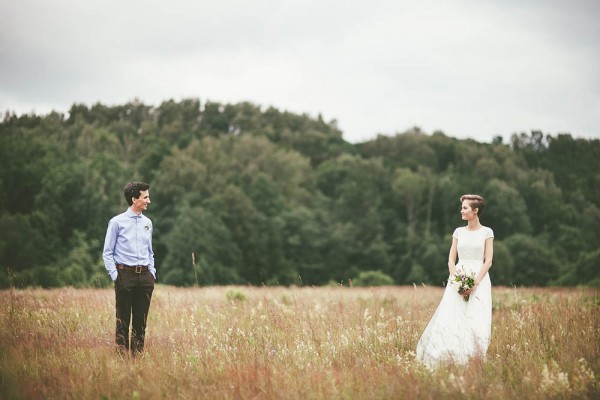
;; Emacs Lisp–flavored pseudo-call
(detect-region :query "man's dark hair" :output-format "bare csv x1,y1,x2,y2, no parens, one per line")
124,182,150,206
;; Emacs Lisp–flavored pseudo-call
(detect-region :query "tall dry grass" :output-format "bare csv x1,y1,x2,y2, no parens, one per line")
0,285,598,399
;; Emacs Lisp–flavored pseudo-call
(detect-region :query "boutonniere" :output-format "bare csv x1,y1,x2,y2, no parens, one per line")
145,224,150,231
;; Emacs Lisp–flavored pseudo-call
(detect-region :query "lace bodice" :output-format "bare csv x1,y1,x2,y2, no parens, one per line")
453,226,494,262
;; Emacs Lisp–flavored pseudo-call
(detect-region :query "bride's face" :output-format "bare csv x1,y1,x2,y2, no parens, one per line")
460,200,478,220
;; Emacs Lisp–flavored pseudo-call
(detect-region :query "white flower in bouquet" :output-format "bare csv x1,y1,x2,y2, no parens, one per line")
451,267,476,301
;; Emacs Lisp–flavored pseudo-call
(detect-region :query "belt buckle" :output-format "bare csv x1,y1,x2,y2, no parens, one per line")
135,266,142,273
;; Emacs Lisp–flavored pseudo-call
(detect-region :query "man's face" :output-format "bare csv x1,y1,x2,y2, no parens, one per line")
132,190,151,213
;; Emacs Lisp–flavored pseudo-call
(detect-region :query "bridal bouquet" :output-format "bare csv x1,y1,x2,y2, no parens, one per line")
451,267,476,301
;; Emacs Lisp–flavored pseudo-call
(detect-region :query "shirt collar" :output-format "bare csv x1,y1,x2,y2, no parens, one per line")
126,207,142,218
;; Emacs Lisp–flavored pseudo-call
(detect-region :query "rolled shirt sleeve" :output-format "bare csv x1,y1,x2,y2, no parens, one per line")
102,219,119,281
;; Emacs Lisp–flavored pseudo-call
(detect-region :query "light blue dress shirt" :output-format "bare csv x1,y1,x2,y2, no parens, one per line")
102,207,156,281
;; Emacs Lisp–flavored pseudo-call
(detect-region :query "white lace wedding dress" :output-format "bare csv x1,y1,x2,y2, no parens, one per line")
416,226,494,368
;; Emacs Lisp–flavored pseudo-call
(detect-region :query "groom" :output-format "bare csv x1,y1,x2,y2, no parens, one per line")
102,182,157,356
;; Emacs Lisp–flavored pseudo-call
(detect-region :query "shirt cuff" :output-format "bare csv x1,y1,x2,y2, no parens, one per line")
109,270,118,281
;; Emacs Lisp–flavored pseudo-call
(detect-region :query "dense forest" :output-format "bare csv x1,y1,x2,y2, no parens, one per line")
1,99,598,288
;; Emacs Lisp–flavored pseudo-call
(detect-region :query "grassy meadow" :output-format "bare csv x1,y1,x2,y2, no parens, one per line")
0,285,598,399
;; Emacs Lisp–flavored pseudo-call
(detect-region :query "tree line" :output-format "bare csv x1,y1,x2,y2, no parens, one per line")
1,99,598,288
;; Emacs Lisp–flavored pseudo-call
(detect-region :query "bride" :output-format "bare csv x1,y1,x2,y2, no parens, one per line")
416,194,494,368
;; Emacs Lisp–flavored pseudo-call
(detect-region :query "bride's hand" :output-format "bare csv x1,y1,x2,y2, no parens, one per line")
463,283,479,297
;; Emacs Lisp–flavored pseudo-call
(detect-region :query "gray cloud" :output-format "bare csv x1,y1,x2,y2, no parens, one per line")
1,0,598,143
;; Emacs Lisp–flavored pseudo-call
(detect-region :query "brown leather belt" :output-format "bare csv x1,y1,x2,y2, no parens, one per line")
116,264,149,273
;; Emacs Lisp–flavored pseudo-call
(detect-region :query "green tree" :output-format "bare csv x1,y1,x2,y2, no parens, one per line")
392,167,433,237
207,185,291,285
279,207,327,285
483,179,532,239
489,240,514,286
1,101,597,288
574,249,600,286
504,234,560,286
352,270,395,286
161,206,242,286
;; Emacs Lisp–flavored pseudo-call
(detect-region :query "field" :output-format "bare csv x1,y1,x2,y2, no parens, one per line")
0,285,598,399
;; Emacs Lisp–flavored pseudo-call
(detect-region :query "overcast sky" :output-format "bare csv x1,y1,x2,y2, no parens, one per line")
1,0,598,143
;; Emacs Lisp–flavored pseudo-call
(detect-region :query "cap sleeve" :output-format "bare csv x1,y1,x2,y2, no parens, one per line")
452,227,460,239
485,227,494,239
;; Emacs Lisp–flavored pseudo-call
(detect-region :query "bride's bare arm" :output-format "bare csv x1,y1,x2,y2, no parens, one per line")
477,237,494,285
465,237,494,295
448,237,458,276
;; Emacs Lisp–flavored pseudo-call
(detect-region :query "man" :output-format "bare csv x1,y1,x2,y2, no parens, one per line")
102,182,157,356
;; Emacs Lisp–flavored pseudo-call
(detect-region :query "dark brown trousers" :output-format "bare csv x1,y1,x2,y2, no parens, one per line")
114,269,154,355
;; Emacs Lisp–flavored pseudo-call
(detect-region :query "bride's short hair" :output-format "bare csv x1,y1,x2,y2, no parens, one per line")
460,194,485,216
